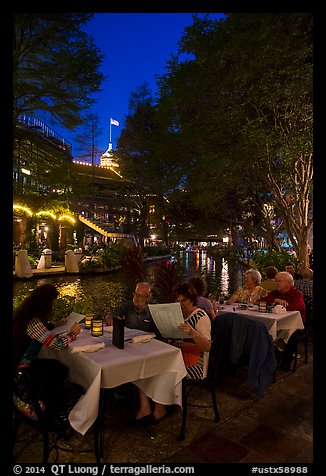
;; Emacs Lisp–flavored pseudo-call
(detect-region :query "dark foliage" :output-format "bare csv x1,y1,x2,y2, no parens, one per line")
151,260,182,303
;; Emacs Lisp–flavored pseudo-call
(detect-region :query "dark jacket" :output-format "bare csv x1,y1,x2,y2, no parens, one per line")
214,313,277,398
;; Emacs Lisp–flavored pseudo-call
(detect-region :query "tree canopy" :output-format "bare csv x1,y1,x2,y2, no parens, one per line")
13,13,105,130
118,13,312,268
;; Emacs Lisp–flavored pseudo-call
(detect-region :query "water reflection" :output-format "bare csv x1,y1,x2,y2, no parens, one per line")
175,251,229,296
221,258,229,295
13,251,241,310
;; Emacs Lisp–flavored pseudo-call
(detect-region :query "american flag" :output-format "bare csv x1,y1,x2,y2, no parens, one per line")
110,118,119,126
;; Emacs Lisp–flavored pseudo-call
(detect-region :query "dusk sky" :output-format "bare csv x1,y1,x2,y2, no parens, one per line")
51,12,225,162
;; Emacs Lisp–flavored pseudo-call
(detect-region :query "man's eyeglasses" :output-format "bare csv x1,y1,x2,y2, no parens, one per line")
133,293,150,299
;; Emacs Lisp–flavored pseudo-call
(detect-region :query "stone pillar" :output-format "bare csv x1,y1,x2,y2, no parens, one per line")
65,249,79,273
37,248,52,269
15,250,33,278
74,248,83,265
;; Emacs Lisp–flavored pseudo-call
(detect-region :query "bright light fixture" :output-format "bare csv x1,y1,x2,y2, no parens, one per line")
36,211,56,220
58,215,76,224
13,205,33,216
21,168,31,175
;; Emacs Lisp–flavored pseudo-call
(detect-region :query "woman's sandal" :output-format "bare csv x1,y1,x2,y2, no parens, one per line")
133,413,157,439
135,413,157,426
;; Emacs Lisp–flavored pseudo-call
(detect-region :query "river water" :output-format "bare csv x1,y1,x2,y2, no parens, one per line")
13,250,243,311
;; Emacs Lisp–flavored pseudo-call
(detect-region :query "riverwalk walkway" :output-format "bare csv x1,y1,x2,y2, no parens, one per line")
13,254,172,279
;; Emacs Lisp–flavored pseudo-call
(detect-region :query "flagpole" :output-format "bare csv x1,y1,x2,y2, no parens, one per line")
109,118,112,144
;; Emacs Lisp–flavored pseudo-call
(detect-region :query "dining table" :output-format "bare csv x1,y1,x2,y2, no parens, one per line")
217,303,304,343
39,325,187,462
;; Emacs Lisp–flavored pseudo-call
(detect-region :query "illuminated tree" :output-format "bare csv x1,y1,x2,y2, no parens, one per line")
156,13,312,269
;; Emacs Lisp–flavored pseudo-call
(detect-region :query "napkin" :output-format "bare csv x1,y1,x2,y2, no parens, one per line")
70,342,105,353
273,304,287,314
131,334,155,343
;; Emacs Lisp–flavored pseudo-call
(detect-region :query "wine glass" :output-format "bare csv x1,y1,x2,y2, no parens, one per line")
247,295,254,308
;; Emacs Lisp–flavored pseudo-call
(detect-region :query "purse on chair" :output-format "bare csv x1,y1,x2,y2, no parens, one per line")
13,365,85,463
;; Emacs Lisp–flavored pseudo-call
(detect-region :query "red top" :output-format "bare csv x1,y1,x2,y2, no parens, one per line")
262,287,306,322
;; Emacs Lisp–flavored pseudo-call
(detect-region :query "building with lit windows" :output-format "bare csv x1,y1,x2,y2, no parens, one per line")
13,115,159,252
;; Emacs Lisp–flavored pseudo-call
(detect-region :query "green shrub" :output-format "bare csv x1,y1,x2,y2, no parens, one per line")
13,284,94,325
98,243,123,268
143,246,172,257
27,255,38,267
251,249,302,279
51,294,93,325
79,257,102,270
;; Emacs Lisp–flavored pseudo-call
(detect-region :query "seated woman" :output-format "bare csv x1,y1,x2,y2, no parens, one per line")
260,266,279,292
13,283,82,420
189,274,217,320
226,268,267,305
135,282,211,424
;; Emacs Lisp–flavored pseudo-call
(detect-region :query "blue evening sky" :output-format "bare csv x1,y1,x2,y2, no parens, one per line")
51,12,225,162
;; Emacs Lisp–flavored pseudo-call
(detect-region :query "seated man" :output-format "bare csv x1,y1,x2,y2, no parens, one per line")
285,262,303,281
262,271,305,371
105,282,162,428
105,282,158,334
295,268,313,301
295,268,313,327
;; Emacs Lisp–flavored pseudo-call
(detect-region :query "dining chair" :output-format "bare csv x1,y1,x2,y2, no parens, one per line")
13,369,86,463
291,296,312,372
212,313,277,398
178,328,221,441
291,327,309,372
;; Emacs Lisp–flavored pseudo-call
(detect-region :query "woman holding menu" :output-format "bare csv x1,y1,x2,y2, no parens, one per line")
175,282,211,379
135,282,211,426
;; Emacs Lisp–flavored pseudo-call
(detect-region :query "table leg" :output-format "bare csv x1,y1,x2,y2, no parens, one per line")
94,388,106,463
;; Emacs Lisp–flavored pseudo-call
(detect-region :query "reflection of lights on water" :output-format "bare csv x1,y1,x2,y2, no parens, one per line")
185,251,189,271
220,258,229,295
57,281,84,298
195,250,199,269
206,256,216,274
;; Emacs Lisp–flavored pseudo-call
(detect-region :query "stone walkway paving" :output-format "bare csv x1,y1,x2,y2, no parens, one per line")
162,357,313,464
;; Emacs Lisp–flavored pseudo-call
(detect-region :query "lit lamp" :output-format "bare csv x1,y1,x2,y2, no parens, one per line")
258,301,267,313
91,318,104,337
84,314,94,329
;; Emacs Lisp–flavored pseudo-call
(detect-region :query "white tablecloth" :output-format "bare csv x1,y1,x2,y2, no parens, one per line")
218,304,304,342
39,328,187,435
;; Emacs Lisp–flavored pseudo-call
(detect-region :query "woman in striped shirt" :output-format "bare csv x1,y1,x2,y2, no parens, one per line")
134,282,211,425
13,283,81,420
176,282,211,380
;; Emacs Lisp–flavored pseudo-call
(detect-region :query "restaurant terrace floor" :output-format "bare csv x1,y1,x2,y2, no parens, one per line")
13,336,313,465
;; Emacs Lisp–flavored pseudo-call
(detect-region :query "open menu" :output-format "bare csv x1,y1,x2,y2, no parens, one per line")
49,311,85,336
148,302,185,339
